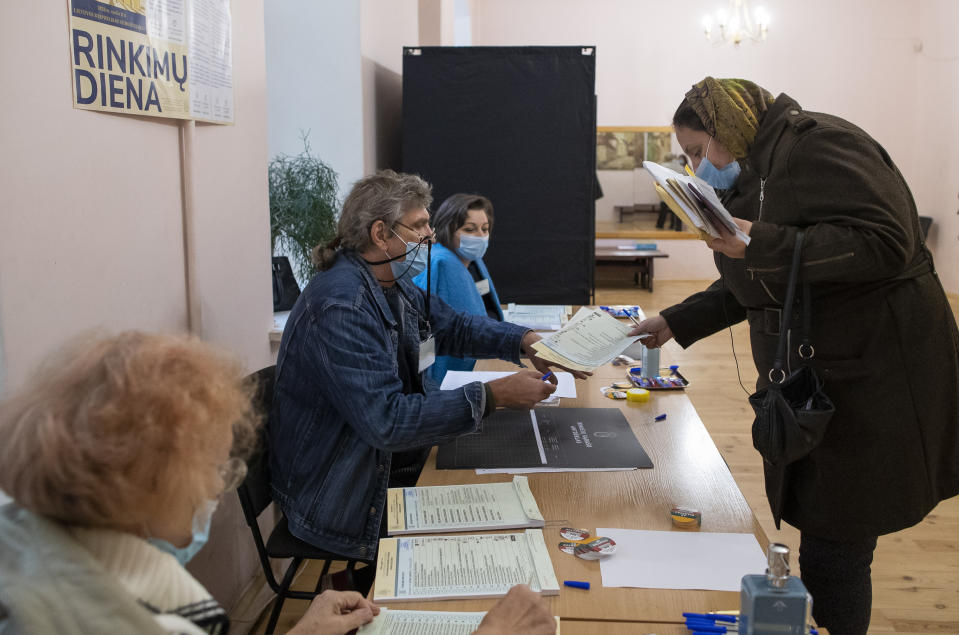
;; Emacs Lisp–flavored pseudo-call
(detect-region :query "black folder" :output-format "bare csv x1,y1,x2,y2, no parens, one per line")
436,408,653,470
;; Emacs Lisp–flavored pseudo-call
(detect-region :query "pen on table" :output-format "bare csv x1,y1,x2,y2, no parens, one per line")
654,413,667,422
563,580,590,590
682,613,737,623
624,311,642,328
540,371,554,382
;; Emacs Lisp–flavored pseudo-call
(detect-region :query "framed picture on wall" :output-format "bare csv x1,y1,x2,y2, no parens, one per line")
596,126,674,170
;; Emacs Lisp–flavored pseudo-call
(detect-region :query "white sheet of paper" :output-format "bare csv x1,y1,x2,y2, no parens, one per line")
502,304,569,332
597,528,768,592
441,370,576,399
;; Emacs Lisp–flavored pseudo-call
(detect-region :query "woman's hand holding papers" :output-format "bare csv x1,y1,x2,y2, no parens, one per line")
288,590,379,635
488,369,557,409
707,216,752,259
630,315,674,349
472,584,556,635
520,331,592,380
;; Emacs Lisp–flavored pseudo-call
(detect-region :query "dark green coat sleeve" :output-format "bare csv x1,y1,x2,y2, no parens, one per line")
659,277,746,349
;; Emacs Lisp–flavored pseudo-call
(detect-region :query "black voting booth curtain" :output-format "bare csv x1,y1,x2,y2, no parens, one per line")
402,46,596,304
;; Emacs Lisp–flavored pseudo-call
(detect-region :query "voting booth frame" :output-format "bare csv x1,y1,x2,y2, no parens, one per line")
402,46,598,305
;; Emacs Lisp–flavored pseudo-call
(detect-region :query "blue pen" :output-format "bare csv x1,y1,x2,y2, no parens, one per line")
683,613,737,623
563,580,589,589
540,371,554,382
654,413,667,421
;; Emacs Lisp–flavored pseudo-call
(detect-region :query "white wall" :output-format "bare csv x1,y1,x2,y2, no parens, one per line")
361,0,420,172
0,2,272,394
265,1,364,198
469,0,958,290
914,0,959,293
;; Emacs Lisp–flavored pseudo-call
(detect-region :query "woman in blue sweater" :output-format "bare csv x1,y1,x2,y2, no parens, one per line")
414,193,502,384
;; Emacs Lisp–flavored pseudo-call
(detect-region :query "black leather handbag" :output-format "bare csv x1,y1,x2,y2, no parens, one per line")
272,256,301,312
748,232,835,469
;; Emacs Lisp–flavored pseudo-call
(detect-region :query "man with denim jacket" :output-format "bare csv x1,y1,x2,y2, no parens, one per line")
269,171,583,576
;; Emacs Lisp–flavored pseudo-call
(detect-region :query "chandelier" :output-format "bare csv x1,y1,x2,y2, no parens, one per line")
702,0,770,46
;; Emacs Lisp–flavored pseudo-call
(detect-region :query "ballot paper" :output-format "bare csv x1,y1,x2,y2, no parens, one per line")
358,610,561,635
386,476,544,535
501,304,572,332
531,307,642,371
373,529,560,602
440,370,577,400
358,610,487,635
597,528,768,592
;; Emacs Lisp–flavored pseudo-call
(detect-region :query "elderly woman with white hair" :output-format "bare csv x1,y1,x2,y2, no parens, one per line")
0,332,380,634
0,332,556,635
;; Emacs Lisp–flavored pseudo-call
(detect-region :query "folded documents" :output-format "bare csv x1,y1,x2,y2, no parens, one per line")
373,529,559,602
643,160,750,245
387,476,544,535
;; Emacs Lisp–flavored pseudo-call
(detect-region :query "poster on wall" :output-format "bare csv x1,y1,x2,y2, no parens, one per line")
67,0,234,124
596,126,674,170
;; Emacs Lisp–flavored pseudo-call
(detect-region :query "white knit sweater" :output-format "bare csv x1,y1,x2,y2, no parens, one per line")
70,527,229,635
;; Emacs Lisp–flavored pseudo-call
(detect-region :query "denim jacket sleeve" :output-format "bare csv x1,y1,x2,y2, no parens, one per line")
304,294,516,452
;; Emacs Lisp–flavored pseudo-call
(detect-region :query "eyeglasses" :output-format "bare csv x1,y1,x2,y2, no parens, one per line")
394,220,435,243
218,457,248,496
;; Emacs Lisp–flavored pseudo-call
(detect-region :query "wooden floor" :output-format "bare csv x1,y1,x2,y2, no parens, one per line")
253,279,959,635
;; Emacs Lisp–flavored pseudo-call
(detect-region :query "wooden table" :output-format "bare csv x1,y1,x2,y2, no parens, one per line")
594,247,668,291
380,360,768,626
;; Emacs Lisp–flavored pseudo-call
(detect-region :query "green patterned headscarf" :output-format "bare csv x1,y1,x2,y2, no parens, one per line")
684,77,776,159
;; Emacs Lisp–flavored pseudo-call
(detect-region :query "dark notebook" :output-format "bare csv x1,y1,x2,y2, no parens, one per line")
436,408,653,470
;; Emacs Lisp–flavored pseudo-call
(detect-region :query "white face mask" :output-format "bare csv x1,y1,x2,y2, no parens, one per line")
456,234,490,262
147,499,218,565
388,232,430,280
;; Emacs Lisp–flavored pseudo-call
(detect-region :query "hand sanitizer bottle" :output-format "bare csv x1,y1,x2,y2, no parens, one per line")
740,543,812,635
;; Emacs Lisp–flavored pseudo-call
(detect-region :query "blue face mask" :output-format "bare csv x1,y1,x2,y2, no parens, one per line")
695,137,741,190
148,499,218,565
456,234,489,262
388,236,429,280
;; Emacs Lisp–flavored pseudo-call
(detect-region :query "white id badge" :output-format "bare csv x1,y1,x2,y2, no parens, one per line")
418,336,436,373
474,278,491,296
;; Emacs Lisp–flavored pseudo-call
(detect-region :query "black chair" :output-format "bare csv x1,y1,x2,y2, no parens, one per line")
237,365,367,635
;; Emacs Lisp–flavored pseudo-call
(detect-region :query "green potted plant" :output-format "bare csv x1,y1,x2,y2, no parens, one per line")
269,133,339,293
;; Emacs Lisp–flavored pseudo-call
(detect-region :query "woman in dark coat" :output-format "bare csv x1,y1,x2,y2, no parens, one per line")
634,77,959,635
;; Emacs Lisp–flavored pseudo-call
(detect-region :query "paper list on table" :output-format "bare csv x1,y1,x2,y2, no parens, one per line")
396,534,534,597
360,610,485,635
404,483,525,530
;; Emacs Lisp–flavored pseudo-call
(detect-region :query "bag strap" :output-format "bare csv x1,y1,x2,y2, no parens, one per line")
769,231,805,383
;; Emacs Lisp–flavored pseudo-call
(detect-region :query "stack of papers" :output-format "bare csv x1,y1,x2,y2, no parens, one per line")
502,304,571,332
373,529,559,602
643,161,750,244
359,610,560,634
530,307,643,372
386,476,544,535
